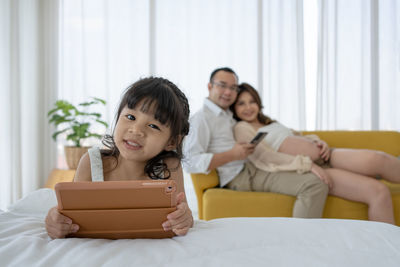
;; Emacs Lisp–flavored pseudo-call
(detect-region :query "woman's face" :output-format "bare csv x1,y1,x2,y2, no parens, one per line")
234,91,260,123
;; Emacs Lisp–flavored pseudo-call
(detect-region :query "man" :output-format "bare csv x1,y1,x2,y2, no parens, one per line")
183,67,328,218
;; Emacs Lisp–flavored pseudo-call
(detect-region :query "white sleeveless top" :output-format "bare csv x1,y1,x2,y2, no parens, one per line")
88,147,104,182
87,147,165,180
259,122,294,151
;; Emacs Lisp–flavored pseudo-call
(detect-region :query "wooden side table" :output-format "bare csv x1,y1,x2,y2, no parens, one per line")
45,169,76,189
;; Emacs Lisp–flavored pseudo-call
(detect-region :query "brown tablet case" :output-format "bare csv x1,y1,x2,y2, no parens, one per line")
54,180,177,239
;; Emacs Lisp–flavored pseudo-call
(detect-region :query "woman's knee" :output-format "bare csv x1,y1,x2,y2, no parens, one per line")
369,181,392,205
366,151,390,171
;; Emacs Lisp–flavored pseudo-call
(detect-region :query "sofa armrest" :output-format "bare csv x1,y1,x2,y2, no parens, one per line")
190,170,219,219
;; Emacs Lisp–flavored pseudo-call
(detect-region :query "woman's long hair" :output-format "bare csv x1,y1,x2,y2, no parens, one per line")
102,77,190,179
230,82,275,126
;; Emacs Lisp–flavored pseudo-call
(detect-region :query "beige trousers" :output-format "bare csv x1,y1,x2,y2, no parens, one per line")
226,162,329,218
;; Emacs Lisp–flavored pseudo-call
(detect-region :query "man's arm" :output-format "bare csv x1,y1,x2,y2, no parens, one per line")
207,143,255,171
182,113,254,173
182,114,213,174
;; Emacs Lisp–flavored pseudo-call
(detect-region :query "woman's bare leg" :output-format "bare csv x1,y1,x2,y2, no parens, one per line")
329,149,400,183
326,168,395,224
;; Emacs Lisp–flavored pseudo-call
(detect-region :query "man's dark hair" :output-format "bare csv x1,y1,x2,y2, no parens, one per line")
209,67,238,82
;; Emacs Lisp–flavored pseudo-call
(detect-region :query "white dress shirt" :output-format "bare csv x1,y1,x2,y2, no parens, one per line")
182,98,245,187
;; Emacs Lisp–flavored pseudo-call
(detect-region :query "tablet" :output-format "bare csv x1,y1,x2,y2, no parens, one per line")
55,180,177,239
250,132,268,146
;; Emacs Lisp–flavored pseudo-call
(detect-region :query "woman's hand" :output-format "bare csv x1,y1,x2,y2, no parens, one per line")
315,140,331,161
45,206,79,239
311,163,333,189
162,192,193,236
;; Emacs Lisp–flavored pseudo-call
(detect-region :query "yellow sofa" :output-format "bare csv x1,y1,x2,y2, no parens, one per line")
190,131,400,225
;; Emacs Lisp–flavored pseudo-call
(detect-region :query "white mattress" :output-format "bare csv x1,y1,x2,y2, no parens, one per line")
1,189,399,267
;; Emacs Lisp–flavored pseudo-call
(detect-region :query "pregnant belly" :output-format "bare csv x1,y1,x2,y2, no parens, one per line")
277,136,321,161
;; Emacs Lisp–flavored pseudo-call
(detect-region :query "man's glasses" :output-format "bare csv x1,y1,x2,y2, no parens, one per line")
212,81,239,92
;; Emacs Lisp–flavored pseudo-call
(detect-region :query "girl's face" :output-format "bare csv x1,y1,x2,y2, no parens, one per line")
114,104,175,164
234,91,260,123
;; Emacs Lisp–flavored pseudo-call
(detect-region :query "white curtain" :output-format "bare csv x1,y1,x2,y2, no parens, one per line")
316,0,400,130
153,0,259,114
57,0,260,124
378,0,400,130
153,0,306,129
58,0,150,124
55,0,151,170
262,0,306,129
0,0,59,210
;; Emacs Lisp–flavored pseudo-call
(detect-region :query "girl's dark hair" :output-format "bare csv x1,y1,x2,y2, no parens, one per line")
102,77,190,179
230,82,276,126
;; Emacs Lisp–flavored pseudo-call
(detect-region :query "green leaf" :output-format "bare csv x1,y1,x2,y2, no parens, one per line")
79,97,107,107
92,97,106,105
88,133,102,139
47,107,60,116
79,101,97,106
76,111,101,118
51,128,69,141
88,112,101,118
96,119,108,127
54,118,74,127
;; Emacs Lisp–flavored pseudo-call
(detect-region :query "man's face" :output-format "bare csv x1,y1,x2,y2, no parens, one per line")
207,71,239,110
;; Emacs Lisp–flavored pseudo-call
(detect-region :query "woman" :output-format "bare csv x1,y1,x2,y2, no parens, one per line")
230,82,400,224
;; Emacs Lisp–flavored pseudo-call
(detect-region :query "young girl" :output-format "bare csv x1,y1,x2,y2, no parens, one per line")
45,77,194,238
230,82,400,225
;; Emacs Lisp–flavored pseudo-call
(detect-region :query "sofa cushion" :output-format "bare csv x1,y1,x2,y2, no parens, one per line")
203,185,400,224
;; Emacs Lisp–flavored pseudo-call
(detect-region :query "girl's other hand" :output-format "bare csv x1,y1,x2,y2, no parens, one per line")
45,206,79,239
162,192,193,236
311,163,333,189
315,140,331,161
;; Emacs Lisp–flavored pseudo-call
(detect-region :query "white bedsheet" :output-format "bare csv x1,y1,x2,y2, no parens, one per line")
1,189,399,267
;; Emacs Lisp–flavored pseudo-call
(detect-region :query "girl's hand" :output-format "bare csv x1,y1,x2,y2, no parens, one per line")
315,140,331,161
45,206,79,239
162,192,193,236
311,164,333,189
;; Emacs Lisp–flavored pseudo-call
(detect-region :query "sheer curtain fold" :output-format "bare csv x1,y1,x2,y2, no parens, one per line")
154,0,259,113
316,0,400,130
59,0,150,125
58,0,307,134
0,0,58,210
263,0,306,130
378,0,400,130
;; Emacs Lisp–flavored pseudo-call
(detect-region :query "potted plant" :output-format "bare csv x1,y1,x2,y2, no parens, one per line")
48,97,108,169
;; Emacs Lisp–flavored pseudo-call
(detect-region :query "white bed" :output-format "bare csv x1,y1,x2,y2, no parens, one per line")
1,189,399,267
